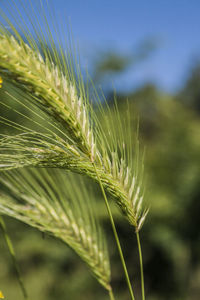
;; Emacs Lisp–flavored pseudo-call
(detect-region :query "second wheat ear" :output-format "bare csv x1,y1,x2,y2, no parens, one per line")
0,169,112,293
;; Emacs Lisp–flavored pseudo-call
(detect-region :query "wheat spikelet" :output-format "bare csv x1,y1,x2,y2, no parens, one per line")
0,168,111,290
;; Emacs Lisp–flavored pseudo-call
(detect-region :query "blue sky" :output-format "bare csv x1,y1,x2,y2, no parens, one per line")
1,0,200,93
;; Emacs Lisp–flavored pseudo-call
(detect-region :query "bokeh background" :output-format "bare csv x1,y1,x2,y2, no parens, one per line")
0,1,200,299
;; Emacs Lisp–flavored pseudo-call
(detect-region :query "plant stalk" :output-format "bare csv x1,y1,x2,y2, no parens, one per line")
136,231,145,300
0,216,29,300
108,288,115,300
92,162,135,300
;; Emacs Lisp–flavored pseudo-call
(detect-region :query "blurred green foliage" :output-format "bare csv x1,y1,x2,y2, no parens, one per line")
0,52,200,300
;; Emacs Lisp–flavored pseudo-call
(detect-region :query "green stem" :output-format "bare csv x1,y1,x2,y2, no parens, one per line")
108,287,115,300
136,231,145,300
92,162,135,300
0,216,29,300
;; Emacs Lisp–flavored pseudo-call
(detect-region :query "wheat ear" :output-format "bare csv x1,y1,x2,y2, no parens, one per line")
0,33,95,158
0,168,111,291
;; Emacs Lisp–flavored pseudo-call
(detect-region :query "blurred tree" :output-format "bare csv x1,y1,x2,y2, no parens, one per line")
92,38,158,84
177,61,200,113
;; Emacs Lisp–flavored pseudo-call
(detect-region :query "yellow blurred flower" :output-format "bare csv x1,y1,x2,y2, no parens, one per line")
0,291,4,299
